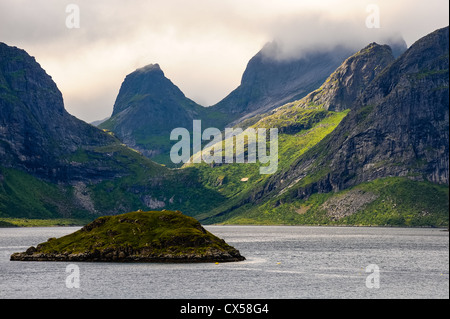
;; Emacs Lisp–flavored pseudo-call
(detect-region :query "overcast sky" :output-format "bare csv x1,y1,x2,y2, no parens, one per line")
0,0,448,123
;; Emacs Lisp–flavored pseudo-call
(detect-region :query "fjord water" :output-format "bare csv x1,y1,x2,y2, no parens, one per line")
0,226,448,299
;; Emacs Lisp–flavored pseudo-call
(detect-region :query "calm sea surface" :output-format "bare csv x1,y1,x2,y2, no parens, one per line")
0,226,448,299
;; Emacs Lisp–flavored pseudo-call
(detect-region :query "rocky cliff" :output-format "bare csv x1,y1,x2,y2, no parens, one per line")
261,26,449,202
299,43,396,112
248,42,396,135
0,42,134,183
202,27,448,226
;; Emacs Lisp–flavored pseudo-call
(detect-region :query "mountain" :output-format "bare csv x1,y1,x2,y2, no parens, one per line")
243,42,396,134
1,27,446,227
297,43,396,112
0,43,225,221
199,27,449,226
211,38,406,125
285,26,450,191
99,64,228,165
99,49,353,165
188,42,398,220
0,42,123,183
211,43,355,123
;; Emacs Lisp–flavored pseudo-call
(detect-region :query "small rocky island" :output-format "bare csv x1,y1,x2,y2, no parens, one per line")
10,210,245,263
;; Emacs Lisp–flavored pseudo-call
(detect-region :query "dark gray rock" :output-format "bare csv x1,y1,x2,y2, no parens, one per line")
0,42,126,183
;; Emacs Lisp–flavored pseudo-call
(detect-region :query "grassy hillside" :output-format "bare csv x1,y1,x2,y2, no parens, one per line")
214,177,448,227
0,140,226,224
188,104,350,222
0,167,85,220
186,99,449,227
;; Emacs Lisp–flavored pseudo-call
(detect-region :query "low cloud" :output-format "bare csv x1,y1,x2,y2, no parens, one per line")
261,12,406,61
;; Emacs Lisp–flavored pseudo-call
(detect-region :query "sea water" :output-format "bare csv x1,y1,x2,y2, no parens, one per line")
0,226,448,299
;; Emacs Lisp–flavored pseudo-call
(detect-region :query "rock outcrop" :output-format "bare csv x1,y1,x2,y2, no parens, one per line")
10,210,245,262
247,42,397,135
299,43,396,112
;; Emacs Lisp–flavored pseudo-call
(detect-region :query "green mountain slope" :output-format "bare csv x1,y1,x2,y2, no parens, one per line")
187,42,397,222
196,29,449,227
1,28,447,228
218,177,449,226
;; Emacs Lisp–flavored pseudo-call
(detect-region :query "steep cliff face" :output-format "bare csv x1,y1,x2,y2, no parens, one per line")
267,26,449,200
211,38,406,125
300,43,396,112
0,42,120,182
323,26,450,188
249,42,396,135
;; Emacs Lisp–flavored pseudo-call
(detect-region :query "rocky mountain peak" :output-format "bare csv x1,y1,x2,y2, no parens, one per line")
0,42,137,183
301,42,396,112
135,63,163,74
101,63,207,163
212,44,355,121
111,63,186,117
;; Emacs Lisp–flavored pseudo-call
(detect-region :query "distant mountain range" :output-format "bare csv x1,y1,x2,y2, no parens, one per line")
0,26,448,227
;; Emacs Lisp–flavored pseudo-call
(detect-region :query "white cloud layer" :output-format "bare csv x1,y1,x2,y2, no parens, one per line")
0,0,448,122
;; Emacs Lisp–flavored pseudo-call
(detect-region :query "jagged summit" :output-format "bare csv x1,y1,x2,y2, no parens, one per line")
300,42,396,112
212,44,355,121
134,63,163,74
0,42,117,182
100,63,210,162
210,36,407,126
110,63,186,117
248,42,396,135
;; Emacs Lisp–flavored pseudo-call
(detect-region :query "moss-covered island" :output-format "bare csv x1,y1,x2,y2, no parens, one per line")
10,210,245,263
